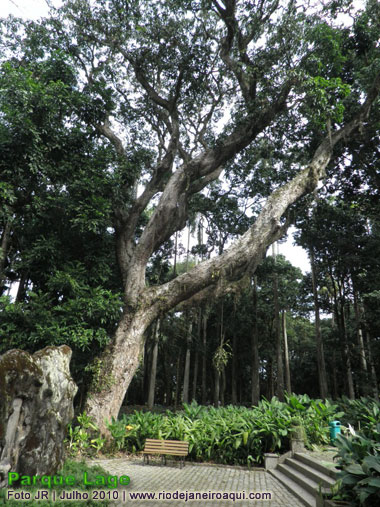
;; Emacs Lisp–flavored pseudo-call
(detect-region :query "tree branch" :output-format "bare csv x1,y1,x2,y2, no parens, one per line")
188,166,224,195
96,116,125,157
129,75,294,277
143,74,380,315
131,58,172,111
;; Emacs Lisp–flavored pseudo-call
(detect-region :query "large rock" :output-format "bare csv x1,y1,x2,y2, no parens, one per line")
0,346,77,487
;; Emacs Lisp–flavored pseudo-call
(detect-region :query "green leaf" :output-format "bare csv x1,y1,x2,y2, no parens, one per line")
234,438,242,449
367,477,380,488
342,475,360,485
346,464,365,475
363,456,380,474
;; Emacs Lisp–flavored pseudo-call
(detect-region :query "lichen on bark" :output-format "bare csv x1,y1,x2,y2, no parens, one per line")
0,345,77,487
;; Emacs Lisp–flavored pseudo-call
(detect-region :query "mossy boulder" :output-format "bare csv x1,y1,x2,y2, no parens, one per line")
0,346,77,487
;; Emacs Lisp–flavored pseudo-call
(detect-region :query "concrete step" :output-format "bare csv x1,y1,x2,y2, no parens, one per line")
269,451,340,507
285,457,337,489
293,452,339,480
277,462,322,496
269,468,316,507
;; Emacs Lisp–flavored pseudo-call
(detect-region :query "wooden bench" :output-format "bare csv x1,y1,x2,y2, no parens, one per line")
142,439,189,468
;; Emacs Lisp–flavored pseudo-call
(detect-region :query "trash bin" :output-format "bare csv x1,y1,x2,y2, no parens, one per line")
329,420,341,443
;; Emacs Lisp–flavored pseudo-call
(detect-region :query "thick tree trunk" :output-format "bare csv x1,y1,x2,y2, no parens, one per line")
163,348,173,406
173,232,178,277
192,350,199,402
329,272,355,400
0,219,12,294
174,353,181,408
331,350,339,399
214,301,224,407
221,369,226,406
282,311,292,394
353,289,368,390
84,308,152,434
365,331,379,399
340,293,355,400
310,249,329,398
251,276,260,405
192,308,202,401
147,319,160,410
273,246,284,401
231,297,238,404
214,369,220,407
201,309,208,404
231,331,238,405
182,317,192,404
267,358,274,398
142,339,149,404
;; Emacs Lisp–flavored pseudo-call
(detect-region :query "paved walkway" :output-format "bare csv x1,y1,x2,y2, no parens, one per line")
88,457,305,506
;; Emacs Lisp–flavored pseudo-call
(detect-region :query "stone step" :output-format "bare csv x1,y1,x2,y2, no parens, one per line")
277,462,323,496
285,457,337,490
293,453,339,480
270,451,340,506
269,468,316,507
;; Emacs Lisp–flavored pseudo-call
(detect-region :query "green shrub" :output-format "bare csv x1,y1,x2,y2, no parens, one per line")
66,395,370,467
65,412,105,456
335,397,380,437
105,396,340,466
332,426,380,506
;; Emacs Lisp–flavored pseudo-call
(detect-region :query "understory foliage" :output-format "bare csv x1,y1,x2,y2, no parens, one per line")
336,397,380,438
328,397,380,506
333,427,380,506
110,396,338,465
68,395,346,465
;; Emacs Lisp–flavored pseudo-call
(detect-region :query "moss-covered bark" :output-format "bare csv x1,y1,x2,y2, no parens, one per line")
0,346,77,487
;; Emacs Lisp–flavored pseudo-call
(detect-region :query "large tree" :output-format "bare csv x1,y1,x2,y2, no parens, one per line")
0,48,123,400
2,0,380,432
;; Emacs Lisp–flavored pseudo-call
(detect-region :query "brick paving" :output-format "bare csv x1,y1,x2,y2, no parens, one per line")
88,457,305,506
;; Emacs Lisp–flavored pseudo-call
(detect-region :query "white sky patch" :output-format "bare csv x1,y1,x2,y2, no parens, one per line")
277,227,310,274
2,0,58,20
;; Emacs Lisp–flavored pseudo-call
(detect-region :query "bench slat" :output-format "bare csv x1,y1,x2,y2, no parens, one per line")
142,439,188,456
